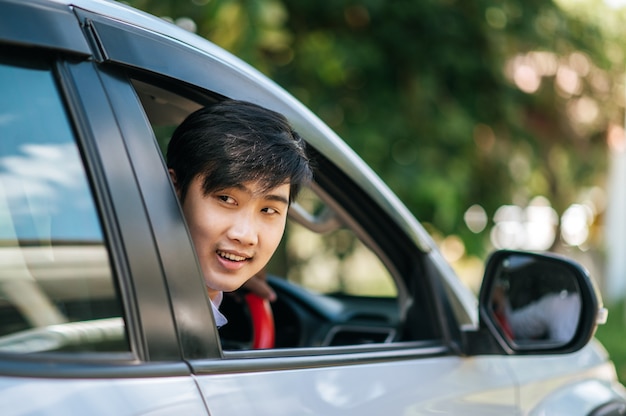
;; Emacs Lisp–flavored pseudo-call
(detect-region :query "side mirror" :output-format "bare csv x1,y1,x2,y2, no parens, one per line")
477,250,606,354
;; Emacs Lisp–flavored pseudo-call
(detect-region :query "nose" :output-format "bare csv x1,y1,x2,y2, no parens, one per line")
226,211,259,246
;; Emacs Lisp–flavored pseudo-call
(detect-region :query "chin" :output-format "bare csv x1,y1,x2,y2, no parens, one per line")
218,278,248,293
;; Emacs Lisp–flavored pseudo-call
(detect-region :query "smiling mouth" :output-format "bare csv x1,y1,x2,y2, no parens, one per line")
217,250,249,262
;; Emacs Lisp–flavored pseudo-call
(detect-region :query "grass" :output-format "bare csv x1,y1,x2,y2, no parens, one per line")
594,301,626,385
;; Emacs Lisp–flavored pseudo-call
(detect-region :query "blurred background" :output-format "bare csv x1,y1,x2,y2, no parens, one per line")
122,0,626,381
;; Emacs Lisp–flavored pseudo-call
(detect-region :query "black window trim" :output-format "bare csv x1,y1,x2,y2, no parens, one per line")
95,65,223,360
61,60,184,363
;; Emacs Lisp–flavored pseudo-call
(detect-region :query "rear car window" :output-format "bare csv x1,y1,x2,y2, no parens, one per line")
0,58,128,353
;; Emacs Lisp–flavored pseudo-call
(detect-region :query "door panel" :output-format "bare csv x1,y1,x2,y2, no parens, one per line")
195,355,517,415
511,341,626,414
0,376,206,415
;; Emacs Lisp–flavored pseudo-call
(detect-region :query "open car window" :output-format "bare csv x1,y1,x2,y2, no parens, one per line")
131,77,418,351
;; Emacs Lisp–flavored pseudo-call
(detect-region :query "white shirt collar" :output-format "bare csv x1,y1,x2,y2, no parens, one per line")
210,291,228,328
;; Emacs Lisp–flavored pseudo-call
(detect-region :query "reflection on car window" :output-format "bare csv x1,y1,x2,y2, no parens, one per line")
0,59,128,354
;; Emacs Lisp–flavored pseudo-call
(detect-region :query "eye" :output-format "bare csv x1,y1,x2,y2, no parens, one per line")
217,195,236,205
262,207,280,215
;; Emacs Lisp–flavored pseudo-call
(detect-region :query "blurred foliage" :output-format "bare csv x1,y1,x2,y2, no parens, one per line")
124,0,626,258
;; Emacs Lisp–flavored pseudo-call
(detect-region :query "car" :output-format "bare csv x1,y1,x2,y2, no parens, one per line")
0,0,625,414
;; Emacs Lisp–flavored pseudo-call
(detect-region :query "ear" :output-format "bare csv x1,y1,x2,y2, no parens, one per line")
168,168,182,199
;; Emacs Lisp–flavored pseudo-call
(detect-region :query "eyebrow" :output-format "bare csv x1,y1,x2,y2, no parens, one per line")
233,183,290,205
264,193,290,205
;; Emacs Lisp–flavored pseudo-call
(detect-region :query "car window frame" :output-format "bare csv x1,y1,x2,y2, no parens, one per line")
95,66,222,360
61,59,183,363
103,69,451,360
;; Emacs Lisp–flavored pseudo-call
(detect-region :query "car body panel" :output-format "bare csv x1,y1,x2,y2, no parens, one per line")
194,355,517,415
0,375,207,415
0,1,624,415
510,340,626,414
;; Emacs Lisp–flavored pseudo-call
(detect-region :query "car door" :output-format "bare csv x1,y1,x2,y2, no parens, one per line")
0,2,208,414
2,3,623,416
74,6,520,415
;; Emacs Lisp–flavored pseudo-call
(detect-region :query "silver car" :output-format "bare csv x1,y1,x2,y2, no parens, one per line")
0,0,624,414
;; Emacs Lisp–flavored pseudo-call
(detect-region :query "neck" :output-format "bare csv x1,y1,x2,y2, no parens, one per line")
207,287,220,302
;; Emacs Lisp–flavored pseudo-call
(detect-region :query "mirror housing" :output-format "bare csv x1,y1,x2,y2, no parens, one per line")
466,250,605,355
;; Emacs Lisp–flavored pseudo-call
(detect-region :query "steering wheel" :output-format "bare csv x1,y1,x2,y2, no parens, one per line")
219,292,275,350
493,308,513,339
244,293,275,349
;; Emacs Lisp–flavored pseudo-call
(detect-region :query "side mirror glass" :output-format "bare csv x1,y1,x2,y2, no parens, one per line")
479,250,602,353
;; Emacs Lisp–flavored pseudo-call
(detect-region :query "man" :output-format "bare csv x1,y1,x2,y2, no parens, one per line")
504,291,581,343
167,100,312,326
492,282,581,343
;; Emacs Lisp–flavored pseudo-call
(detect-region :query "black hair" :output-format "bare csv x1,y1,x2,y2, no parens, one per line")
167,100,312,203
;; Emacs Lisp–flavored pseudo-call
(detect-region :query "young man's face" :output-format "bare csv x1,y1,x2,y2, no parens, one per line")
178,175,290,300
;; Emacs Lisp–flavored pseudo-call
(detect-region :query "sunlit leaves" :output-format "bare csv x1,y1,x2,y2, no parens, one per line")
124,0,625,260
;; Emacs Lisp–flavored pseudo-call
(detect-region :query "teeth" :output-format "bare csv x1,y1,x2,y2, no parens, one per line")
217,251,246,262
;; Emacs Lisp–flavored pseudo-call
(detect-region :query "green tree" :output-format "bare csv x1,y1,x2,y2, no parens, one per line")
125,0,626,258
